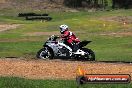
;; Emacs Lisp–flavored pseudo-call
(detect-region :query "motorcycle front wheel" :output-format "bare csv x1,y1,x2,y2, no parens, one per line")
36,47,53,60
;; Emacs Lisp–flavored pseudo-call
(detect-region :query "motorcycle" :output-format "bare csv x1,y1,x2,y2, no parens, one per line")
36,35,95,61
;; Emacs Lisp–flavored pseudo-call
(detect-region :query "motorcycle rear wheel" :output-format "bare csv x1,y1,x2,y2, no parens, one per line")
81,48,95,61
36,47,53,60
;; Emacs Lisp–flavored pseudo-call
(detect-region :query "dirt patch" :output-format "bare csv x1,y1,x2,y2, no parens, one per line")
23,31,85,36
24,31,60,36
0,59,132,80
0,24,21,32
100,32,132,37
99,16,132,24
0,38,42,42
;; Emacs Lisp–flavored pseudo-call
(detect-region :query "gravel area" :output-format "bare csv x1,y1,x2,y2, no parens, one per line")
0,59,132,80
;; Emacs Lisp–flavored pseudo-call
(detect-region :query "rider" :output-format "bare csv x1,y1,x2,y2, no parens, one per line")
59,24,80,52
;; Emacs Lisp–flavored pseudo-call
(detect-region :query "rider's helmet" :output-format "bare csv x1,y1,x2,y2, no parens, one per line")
59,24,68,34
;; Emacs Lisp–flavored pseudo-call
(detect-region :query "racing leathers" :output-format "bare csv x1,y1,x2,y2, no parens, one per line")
61,30,80,52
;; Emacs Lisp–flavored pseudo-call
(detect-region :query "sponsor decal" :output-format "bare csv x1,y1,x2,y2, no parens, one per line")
84,74,131,83
76,67,131,85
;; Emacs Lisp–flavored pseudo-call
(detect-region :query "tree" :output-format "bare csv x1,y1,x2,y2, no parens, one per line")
63,0,82,8
63,0,108,8
112,0,132,9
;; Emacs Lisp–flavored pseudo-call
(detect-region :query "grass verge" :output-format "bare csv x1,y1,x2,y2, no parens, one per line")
0,77,131,88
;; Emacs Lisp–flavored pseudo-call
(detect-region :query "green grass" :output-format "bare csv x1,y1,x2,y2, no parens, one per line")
0,41,42,57
0,77,131,88
0,9,132,88
0,9,132,61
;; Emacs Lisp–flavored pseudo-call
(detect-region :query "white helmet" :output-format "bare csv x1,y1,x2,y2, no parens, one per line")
59,24,68,33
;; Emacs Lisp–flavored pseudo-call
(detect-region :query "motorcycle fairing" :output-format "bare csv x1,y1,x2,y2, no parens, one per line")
45,41,72,57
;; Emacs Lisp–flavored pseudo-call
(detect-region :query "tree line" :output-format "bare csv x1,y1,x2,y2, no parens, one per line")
63,0,132,9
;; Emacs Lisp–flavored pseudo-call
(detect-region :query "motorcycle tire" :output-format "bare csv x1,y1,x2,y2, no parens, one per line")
36,47,53,60
81,48,95,61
